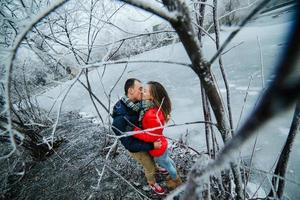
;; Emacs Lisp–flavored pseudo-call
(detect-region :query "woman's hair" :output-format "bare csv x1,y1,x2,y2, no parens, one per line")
147,81,172,122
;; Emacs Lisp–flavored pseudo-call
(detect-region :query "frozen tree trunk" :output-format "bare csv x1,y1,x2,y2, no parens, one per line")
212,0,234,136
212,0,244,199
161,0,231,142
195,0,207,47
201,86,211,157
195,0,212,158
159,1,243,199
268,100,300,199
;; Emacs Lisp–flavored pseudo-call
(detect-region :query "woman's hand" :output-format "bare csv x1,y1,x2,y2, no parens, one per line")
153,139,162,149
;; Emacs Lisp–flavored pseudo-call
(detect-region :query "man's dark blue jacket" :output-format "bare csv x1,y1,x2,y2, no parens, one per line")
112,100,154,152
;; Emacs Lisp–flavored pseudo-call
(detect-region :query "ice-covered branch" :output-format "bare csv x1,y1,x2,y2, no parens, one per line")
3,0,69,158
206,0,260,32
105,165,151,199
257,36,265,88
46,69,83,149
93,139,118,189
221,41,244,56
187,9,300,198
191,2,214,9
209,0,272,64
268,100,300,198
82,59,191,69
99,30,176,46
120,0,178,22
191,21,215,42
109,119,217,140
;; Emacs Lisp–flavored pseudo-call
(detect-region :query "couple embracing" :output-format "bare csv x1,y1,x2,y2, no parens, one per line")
112,78,182,195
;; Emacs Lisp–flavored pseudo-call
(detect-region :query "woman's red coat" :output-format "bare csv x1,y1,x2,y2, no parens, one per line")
133,108,168,157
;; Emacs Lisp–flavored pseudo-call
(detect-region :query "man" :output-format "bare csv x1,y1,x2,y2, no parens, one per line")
112,78,165,195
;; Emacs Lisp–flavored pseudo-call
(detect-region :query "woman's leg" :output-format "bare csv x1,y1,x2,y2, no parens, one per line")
155,150,177,180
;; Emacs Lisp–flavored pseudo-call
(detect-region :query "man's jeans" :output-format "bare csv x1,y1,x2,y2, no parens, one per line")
155,149,177,180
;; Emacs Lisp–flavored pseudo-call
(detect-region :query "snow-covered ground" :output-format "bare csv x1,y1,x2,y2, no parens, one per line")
37,5,299,199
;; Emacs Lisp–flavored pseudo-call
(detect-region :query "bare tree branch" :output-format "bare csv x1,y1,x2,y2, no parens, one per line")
100,30,176,47
221,41,244,56
82,59,191,69
206,0,260,33
209,0,272,64
3,0,69,159
268,99,300,198
190,8,300,194
122,0,178,22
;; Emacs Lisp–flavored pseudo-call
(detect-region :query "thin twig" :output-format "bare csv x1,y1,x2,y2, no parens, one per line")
191,21,216,42
236,75,253,130
47,69,83,149
82,59,191,69
257,36,265,88
221,41,244,56
206,0,260,32
121,0,178,22
105,164,151,200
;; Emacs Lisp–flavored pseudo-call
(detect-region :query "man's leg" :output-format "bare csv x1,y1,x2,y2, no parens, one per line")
129,152,156,184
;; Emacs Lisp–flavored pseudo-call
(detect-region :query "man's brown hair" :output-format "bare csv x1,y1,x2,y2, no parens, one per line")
124,78,141,95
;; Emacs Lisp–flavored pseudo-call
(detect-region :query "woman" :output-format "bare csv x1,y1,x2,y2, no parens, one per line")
133,81,182,190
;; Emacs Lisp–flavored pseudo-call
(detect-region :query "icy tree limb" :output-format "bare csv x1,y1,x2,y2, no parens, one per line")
192,21,216,42
212,0,234,137
121,0,178,22
84,70,104,124
47,69,83,149
194,0,217,161
187,8,300,199
191,1,214,9
268,99,300,198
221,41,244,56
201,86,212,157
100,30,176,46
236,75,253,129
105,164,151,200
3,0,69,158
63,12,86,65
110,119,218,139
84,3,107,123
78,80,110,114
105,64,128,154
209,0,272,64
194,0,207,46
92,139,118,189
206,0,260,32
82,59,191,69
243,35,266,193
257,36,265,88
